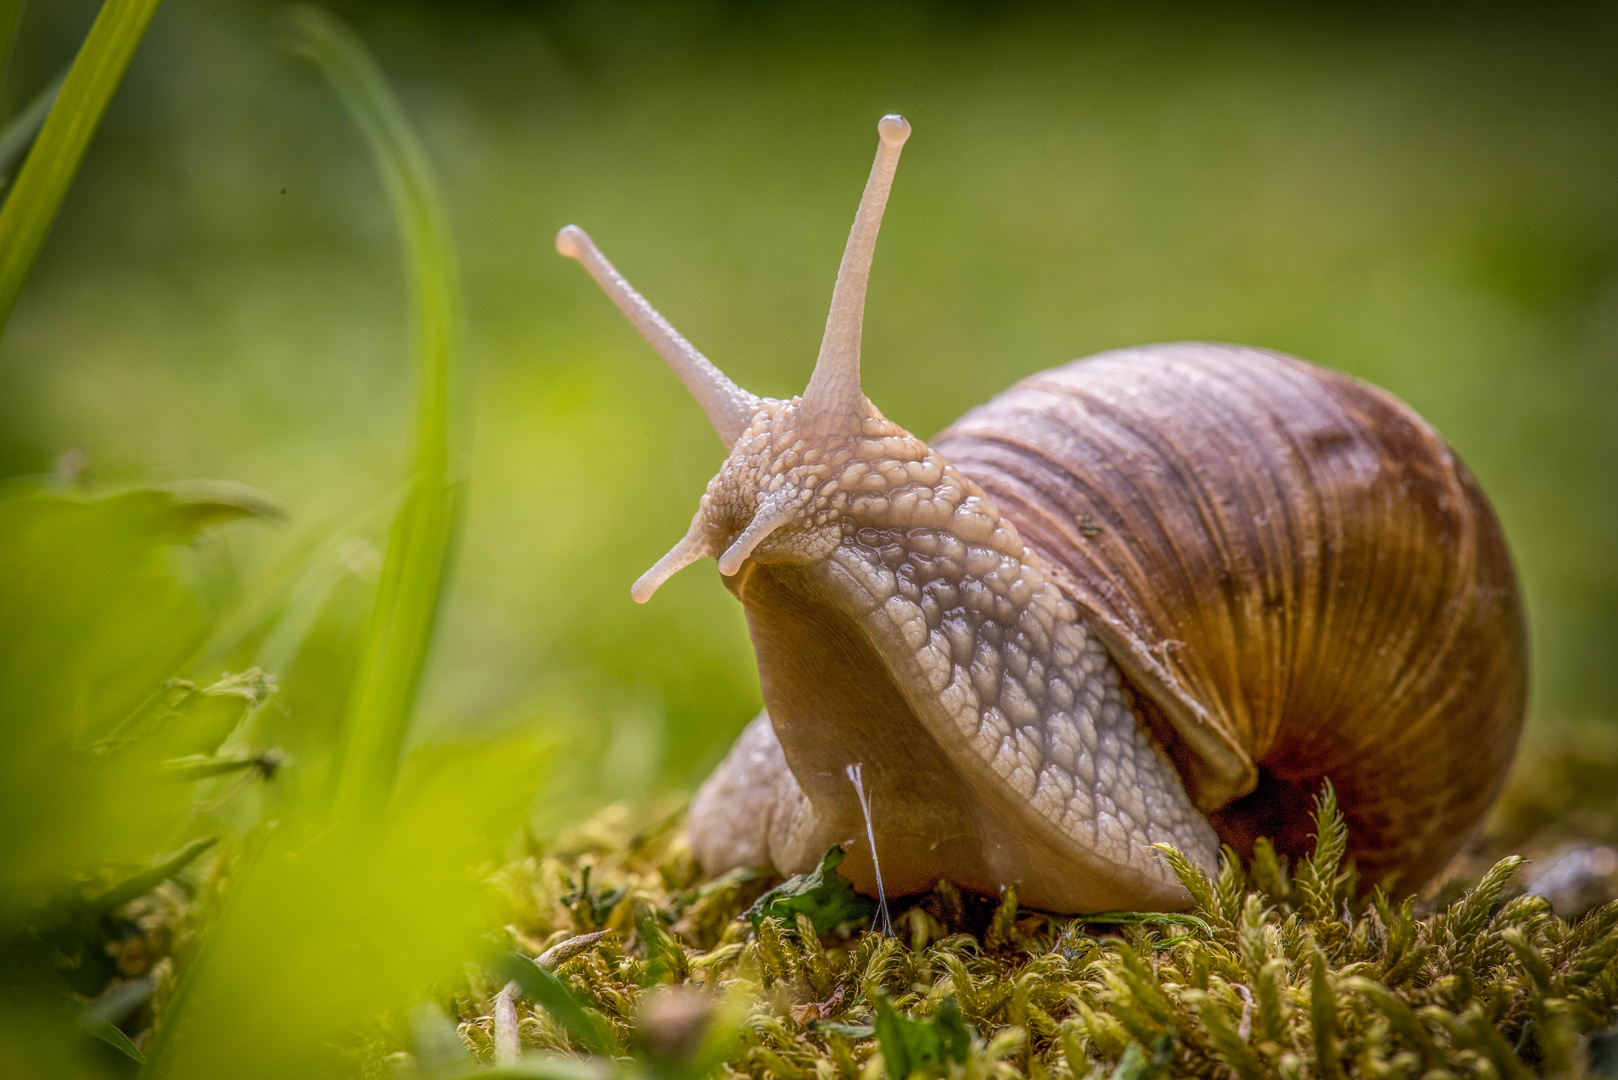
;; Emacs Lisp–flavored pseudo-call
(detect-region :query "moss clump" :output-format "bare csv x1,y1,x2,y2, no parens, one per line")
430,786,1618,1080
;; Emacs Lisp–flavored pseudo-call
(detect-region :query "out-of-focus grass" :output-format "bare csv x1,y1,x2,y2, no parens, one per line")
139,10,541,1079
0,5,541,1075
0,2,212,1070
3,3,1614,812
281,1,468,829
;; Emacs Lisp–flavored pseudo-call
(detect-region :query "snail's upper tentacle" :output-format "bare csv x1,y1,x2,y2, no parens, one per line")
555,114,911,446
801,114,911,433
555,224,761,448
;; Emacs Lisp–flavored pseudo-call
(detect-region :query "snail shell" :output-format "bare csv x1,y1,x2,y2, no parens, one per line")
556,116,1526,911
935,343,1526,891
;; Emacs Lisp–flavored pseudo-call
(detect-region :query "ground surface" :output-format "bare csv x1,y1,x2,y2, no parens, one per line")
101,723,1618,1079
398,728,1618,1079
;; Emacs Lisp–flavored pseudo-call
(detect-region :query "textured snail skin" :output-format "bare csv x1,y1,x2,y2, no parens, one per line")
685,396,1221,911
560,115,1527,913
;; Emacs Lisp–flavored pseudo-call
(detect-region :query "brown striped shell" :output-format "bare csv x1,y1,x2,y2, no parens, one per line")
935,342,1528,888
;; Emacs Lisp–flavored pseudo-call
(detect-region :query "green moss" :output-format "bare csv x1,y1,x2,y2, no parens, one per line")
52,726,1618,1076
420,782,1618,1080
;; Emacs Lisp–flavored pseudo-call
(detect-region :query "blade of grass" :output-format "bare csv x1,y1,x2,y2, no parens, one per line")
85,835,218,916
0,69,66,180
136,823,276,1078
182,484,402,678
490,950,615,1056
0,0,163,335
281,5,467,829
87,1018,146,1064
135,15,469,1072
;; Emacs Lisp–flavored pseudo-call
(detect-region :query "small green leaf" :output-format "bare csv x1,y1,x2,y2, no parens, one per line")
564,864,627,930
1080,911,1214,938
87,834,218,916
1249,837,1290,903
87,1018,145,1065
152,481,287,538
1445,855,1526,944
83,976,156,1031
1342,976,1437,1067
1293,781,1351,919
873,992,971,1080
1310,950,1338,1080
492,950,615,1056
1108,941,1175,1025
1151,843,1216,916
158,748,285,783
639,906,691,984
1213,845,1246,925
746,846,875,936
1190,992,1263,1080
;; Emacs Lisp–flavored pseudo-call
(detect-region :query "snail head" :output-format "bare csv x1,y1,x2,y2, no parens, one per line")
557,115,992,602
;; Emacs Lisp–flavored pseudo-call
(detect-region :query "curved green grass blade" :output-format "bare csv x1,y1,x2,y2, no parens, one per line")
281,5,467,827
134,14,470,1072
490,951,615,1056
0,70,66,180
87,1018,145,1064
0,0,163,334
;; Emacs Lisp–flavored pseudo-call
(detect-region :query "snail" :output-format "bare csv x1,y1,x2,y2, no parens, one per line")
555,115,1526,913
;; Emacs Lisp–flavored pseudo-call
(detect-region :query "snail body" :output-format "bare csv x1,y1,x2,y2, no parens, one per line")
557,116,1526,913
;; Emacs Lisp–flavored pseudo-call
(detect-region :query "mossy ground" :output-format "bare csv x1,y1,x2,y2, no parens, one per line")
110,725,1618,1079
418,728,1618,1080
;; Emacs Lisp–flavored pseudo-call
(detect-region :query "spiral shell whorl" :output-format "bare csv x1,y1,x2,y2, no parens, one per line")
934,343,1527,888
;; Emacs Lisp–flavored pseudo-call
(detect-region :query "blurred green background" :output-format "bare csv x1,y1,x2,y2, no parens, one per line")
4,0,1617,819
